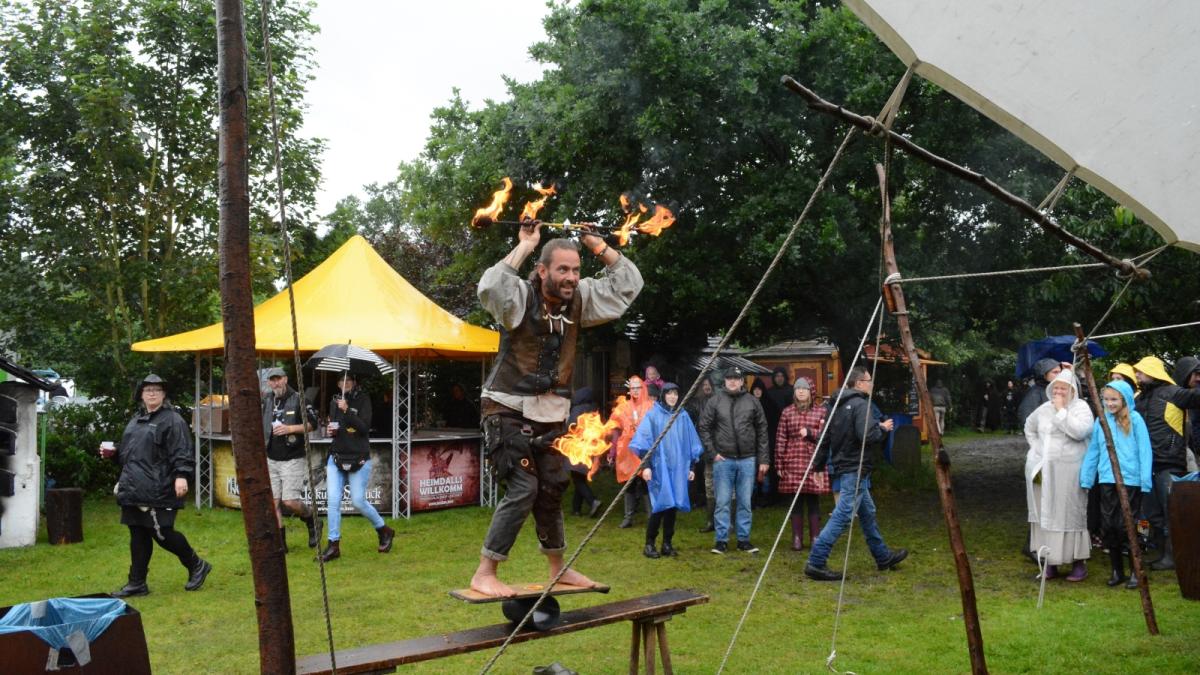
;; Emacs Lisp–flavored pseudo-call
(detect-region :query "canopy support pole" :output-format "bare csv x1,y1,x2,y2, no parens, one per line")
782,75,1149,281
216,1,296,670
1071,323,1159,634
877,163,988,674
193,354,201,510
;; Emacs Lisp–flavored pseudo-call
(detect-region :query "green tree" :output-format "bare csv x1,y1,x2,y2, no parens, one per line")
375,0,1199,378
0,0,324,402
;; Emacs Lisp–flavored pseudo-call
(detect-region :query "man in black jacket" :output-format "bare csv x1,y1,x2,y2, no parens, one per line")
698,366,769,554
261,367,319,551
1133,356,1200,571
805,367,907,581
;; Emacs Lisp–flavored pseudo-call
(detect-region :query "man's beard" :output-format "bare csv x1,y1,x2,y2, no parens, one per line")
543,278,576,303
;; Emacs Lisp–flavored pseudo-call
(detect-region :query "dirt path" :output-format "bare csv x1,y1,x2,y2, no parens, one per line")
944,433,1028,518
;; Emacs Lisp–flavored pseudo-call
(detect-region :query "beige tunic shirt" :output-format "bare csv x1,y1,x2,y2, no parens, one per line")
479,254,643,423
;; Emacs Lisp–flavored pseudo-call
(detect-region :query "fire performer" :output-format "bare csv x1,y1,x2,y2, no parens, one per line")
470,221,644,597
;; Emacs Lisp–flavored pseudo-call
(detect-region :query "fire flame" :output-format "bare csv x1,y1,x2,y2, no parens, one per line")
554,403,623,480
636,204,675,237
471,177,513,228
520,182,557,222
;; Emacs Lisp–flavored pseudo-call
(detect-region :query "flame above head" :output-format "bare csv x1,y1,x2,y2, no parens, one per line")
471,177,514,228
636,204,675,237
615,202,650,247
554,406,621,481
519,182,557,222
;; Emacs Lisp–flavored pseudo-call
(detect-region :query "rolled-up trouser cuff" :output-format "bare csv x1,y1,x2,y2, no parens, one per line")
480,546,509,562
539,544,567,556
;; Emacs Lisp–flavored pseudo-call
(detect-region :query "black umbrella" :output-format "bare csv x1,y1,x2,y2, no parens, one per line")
304,343,395,377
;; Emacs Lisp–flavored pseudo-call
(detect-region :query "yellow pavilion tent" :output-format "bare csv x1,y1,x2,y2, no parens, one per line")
131,234,498,358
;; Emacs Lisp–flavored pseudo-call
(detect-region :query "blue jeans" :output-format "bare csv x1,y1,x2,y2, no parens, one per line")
808,474,891,568
325,457,385,541
713,456,756,543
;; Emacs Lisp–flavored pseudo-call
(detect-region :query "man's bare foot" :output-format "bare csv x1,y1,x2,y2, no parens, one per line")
470,571,517,597
554,567,601,589
470,556,516,597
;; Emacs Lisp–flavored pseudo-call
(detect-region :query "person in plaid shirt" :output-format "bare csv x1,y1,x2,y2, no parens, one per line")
775,377,829,550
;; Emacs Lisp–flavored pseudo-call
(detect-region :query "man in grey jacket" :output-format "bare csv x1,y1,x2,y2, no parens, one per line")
698,366,769,554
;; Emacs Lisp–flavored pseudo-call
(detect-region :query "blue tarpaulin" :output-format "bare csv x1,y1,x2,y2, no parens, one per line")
0,597,126,651
1015,336,1107,379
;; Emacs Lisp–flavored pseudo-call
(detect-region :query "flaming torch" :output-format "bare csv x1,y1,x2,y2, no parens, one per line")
553,404,623,481
471,177,513,228
470,177,677,245
519,182,556,222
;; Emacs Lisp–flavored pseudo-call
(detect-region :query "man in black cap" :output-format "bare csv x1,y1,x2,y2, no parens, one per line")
698,366,769,554
1017,358,1067,428
261,367,319,551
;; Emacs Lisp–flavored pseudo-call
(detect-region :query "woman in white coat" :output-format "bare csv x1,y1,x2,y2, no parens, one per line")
1024,368,1094,581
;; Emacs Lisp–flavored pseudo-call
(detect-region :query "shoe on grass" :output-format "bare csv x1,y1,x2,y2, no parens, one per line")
736,540,759,554
804,564,845,582
711,541,727,554
876,548,909,571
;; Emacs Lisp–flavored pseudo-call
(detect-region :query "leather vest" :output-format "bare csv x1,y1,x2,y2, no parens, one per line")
484,281,581,397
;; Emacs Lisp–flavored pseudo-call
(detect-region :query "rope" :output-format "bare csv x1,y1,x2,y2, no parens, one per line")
882,241,1170,286
1035,546,1052,609
825,306,886,674
884,262,1106,284
1090,320,1200,341
479,125,862,674
1036,169,1075,213
714,298,883,674
260,1,337,670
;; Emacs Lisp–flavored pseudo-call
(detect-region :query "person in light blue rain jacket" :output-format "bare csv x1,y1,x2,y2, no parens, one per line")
1079,379,1152,588
631,383,704,558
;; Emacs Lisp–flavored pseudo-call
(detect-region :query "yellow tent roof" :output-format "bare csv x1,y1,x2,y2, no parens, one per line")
131,235,498,359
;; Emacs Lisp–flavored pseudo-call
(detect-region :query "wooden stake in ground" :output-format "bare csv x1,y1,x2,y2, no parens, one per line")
877,164,988,675
216,0,296,671
1070,323,1159,635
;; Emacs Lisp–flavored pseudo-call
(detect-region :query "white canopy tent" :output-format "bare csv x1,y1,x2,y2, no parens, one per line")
844,0,1200,250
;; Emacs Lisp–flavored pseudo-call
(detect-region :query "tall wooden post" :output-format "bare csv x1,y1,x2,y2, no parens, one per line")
876,165,988,674
1071,323,1159,634
216,1,296,671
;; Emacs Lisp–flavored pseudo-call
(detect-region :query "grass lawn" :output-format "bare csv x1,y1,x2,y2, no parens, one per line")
2,434,1198,673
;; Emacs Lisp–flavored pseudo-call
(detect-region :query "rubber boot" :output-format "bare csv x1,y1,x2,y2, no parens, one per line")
304,515,321,549
620,492,636,528
319,540,341,562
1106,548,1126,587
1151,533,1175,571
790,514,804,551
112,567,149,598
808,512,821,548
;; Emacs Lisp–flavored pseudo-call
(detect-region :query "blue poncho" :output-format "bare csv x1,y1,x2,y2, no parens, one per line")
630,394,704,513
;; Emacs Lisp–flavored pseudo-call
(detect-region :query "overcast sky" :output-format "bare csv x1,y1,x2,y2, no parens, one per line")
301,1,553,215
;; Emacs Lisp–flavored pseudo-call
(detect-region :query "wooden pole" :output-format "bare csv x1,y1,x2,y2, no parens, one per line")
1071,323,1159,634
782,76,1149,281
876,164,988,674
216,1,297,671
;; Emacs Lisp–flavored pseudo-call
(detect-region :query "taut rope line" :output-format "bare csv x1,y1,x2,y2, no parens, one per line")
479,125,862,674
260,1,338,670
713,297,884,674
825,303,886,675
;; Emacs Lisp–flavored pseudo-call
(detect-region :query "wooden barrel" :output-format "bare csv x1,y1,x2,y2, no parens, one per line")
45,487,84,545
1169,481,1200,600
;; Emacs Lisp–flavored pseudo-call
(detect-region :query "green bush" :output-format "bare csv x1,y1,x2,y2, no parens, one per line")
43,399,127,492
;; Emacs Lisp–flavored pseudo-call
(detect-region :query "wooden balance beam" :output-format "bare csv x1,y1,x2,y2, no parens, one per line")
296,588,709,675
